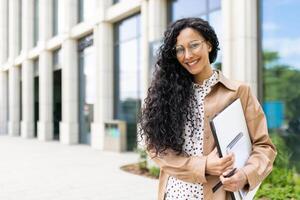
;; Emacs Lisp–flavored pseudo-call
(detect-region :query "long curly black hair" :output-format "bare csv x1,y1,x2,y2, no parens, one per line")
139,17,220,157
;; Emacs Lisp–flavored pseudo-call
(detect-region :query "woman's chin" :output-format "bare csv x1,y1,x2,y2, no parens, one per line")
187,68,202,76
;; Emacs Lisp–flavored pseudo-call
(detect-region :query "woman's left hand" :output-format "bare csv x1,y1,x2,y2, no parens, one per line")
219,169,248,192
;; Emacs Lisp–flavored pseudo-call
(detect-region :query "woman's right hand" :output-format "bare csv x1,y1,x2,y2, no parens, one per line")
205,148,235,176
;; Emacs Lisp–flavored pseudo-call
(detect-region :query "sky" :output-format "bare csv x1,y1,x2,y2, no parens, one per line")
262,0,300,69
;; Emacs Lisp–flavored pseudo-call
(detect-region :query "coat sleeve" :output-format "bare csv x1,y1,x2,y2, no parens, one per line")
240,85,277,191
147,148,208,184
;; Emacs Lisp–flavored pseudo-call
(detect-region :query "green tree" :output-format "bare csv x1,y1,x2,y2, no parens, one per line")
263,50,300,170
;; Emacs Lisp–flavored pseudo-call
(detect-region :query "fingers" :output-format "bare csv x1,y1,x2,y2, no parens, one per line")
219,153,235,169
220,169,247,192
214,153,235,175
222,168,235,177
220,176,237,192
222,152,234,163
206,150,235,176
220,175,234,185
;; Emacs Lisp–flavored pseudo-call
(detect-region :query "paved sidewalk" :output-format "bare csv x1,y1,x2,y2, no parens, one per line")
0,135,157,200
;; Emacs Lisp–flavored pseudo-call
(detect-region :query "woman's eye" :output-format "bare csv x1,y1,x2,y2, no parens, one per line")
176,48,184,54
190,43,200,49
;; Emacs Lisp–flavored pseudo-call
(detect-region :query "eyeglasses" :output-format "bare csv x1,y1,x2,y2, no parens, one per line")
174,40,206,58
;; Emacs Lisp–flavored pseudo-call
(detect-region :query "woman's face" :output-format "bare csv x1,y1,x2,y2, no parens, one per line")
175,27,212,78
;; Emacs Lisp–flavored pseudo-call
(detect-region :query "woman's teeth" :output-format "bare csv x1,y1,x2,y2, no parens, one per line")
186,60,199,66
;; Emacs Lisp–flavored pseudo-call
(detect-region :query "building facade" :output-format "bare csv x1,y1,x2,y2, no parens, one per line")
1,0,299,152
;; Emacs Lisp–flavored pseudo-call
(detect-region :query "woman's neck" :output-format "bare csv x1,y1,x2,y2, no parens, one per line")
193,65,213,85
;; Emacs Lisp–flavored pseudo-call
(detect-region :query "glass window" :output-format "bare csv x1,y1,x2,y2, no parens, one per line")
33,58,39,76
114,14,141,150
52,0,63,36
19,0,22,53
169,0,207,22
113,0,131,4
262,0,300,170
78,34,95,144
53,48,61,70
209,9,222,69
209,0,221,11
33,0,39,46
7,0,9,59
78,0,97,23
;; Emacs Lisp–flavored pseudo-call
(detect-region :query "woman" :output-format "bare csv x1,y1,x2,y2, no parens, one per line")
139,18,276,200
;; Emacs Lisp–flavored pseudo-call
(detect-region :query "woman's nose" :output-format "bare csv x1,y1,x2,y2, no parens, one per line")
184,48,193,59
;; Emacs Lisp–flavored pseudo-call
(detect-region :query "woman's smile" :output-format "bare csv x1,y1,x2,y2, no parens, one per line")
184,59,200,67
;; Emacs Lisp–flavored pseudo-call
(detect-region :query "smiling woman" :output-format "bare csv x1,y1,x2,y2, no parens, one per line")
139,17,277,200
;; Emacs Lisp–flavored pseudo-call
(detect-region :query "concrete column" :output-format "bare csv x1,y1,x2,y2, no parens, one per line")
222,0,258,95
8,0,21,136
8,66,21,136
91,0,113,149
91,23,113,149
148,0,167,42
37,51,53,141
21,0,34,138
140,0,149,102
0,0,8,135
59,0,79,144
38,0,52,47
21,60,35,138
37,0,53,141
0,72,8,135
0,0,8,63
146,0,167,95
60,39,79,144
8,0,21,59
22,0,34,52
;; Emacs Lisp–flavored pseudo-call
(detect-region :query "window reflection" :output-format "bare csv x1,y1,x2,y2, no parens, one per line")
169,0,221,22
114,14,141,150
209,0,221,11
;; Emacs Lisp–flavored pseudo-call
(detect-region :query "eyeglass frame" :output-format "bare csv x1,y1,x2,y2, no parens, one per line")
173,40,207,58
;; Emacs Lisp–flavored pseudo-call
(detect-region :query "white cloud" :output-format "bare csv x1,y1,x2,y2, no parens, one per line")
263,37,300,68
264,37,300,57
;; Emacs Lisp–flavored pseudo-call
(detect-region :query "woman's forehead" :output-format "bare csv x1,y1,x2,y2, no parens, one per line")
176,28,204,45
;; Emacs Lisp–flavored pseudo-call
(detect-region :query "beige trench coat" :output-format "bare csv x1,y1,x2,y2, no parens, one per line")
148,71,277,200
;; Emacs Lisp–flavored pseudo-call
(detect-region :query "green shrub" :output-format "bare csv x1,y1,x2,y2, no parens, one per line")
149,166,160,178
255,133,300,199
255,167,298,199
136,148,148,170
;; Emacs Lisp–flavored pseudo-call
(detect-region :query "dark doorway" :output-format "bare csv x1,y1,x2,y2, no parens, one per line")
53,69,62,140
34,76,39,137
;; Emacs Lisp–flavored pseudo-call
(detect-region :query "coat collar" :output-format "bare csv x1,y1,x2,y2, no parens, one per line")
216,70,238,91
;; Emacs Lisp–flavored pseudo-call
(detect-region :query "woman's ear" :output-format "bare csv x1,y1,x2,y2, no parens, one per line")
207,41,212,52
